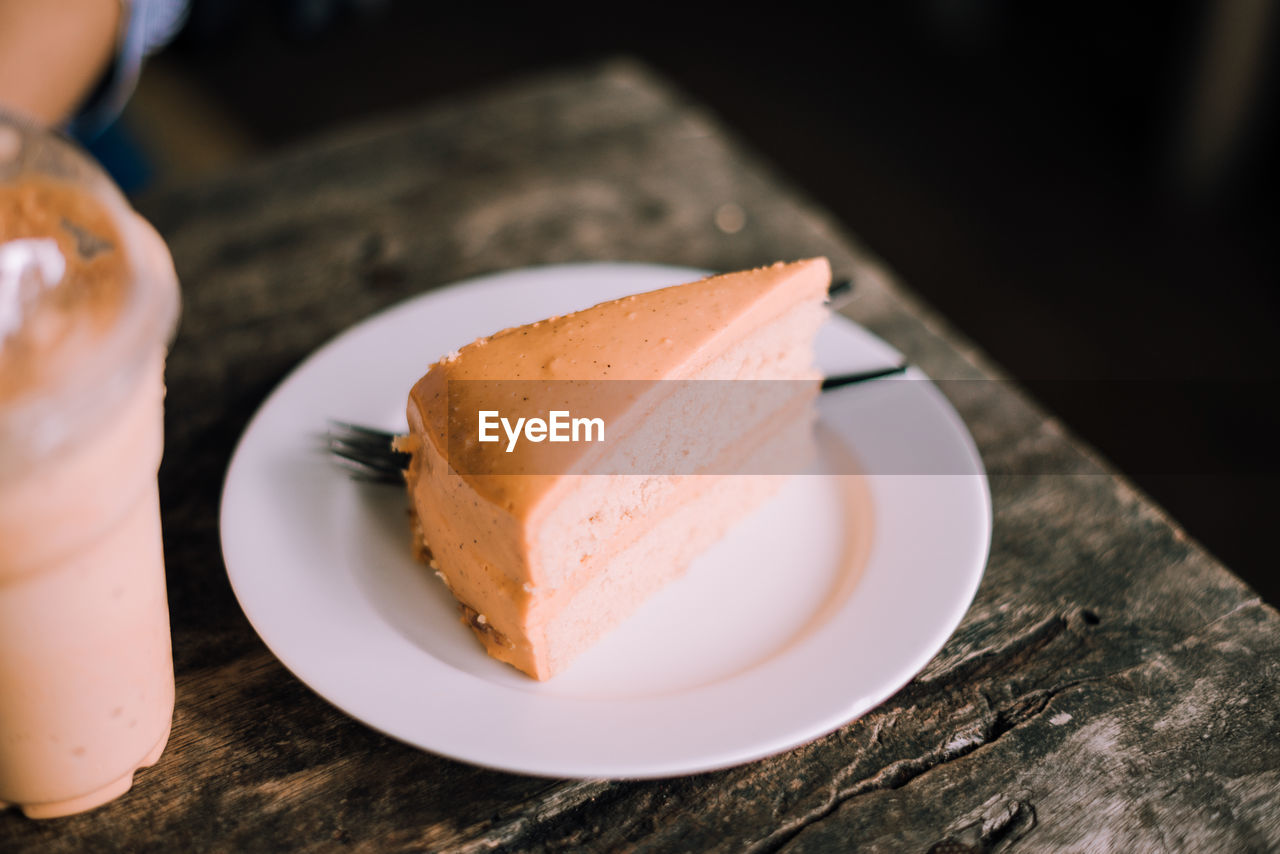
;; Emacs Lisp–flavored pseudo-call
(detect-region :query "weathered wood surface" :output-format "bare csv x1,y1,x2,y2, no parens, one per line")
5,60,1279,852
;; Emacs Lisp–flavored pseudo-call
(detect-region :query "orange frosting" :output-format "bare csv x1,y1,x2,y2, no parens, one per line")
409,259,831,513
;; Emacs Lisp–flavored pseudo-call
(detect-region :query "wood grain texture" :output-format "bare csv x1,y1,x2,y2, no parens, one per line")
4,60,1278,852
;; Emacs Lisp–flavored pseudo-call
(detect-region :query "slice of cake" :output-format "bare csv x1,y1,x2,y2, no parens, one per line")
400,258,831,679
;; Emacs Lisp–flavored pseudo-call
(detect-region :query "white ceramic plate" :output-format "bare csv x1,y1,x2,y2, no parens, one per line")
220,262,990,778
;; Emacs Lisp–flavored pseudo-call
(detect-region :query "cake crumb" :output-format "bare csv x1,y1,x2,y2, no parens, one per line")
459,603,513,649
391,434,418,455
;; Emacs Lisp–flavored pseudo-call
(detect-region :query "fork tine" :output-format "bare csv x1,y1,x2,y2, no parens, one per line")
327,420,399,443
328,442,406,473
327,433,399,459
325,420,410,482
329,454,405,484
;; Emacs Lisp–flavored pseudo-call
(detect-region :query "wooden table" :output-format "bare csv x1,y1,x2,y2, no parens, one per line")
5,61,1279,852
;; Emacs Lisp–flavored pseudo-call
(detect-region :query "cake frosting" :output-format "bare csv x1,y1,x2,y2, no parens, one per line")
402,258,831,679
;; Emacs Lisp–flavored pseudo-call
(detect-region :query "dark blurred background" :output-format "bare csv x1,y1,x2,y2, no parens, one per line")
110,0,1280,603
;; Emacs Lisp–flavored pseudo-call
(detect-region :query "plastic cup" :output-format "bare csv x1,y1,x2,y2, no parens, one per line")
0,114,180,818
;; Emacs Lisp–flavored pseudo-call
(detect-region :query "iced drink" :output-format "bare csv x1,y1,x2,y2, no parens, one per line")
0,116,179,818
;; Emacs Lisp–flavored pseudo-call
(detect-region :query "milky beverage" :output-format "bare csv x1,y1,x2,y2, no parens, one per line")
0,116,179,818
